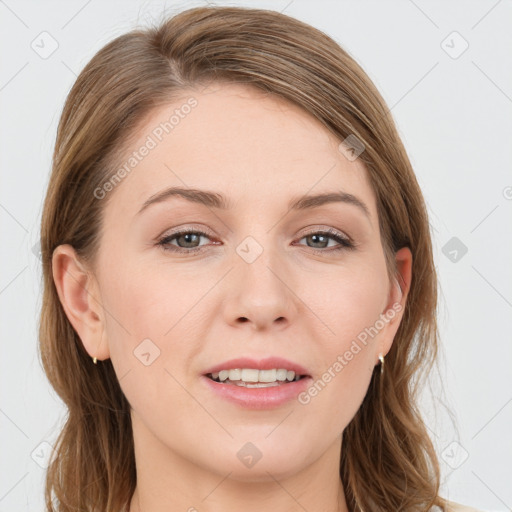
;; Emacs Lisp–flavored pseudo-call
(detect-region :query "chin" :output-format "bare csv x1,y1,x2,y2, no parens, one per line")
201,442,310,483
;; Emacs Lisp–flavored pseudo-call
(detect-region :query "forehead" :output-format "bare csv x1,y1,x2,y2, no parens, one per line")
103,82,377,221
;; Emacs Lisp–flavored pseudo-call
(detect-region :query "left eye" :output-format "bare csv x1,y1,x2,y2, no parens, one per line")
295,230,354,252
156,228,354,254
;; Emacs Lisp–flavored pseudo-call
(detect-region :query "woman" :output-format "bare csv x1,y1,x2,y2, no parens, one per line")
39,5,481,511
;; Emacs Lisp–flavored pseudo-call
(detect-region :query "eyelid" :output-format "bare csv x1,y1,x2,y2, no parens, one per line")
158,224,216,238
299,225,352,242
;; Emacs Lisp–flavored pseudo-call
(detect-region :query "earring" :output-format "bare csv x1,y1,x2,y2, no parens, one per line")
92,357,97,364
378,353,384,374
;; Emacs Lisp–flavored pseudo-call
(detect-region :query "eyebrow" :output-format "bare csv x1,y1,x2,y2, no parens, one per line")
136,186,371,220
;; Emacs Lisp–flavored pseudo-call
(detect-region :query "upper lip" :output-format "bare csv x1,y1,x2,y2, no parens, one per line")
203,357,310,376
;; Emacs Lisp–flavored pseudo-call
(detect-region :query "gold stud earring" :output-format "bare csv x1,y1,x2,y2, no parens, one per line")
92,357,97,364
378,353,384,374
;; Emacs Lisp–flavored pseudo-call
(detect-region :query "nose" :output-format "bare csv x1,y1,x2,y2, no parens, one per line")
222,244,297,331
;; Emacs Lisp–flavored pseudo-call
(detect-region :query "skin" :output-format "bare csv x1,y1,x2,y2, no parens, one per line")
53,82,412,512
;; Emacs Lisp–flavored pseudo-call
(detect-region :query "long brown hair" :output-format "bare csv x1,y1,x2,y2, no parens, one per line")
39,5,448,511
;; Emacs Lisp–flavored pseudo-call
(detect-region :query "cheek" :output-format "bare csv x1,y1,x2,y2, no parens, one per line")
303,259,388,350
101,257,192,340
98,259,196,414
99,256,212,386
296,262,386,426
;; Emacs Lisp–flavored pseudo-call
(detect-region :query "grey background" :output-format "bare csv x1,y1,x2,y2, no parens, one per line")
1,0,511,510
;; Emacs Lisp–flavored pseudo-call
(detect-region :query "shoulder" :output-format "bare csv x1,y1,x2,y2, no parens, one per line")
442,500,485,512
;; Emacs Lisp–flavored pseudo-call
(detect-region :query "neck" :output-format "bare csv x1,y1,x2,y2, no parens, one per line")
128,413,349,512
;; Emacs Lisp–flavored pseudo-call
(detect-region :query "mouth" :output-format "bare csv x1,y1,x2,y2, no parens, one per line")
201,361,313,409
205,369,310,388
202,356,311,391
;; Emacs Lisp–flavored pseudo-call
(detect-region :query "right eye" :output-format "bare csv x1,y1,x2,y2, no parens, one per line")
156,229,217,253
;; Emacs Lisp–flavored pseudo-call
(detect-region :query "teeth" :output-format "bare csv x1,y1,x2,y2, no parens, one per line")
229,368,241,380
209,368,303,384
276,369,287,381
241,368,259,382
233,381,281,388
256,369,276,382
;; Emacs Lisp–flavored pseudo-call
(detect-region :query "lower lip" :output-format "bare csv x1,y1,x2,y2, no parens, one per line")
201,375,312,410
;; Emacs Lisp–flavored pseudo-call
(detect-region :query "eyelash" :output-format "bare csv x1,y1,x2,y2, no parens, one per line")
156,227,355,255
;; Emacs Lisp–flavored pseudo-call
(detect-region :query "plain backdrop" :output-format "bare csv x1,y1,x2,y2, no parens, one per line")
1,1,511,511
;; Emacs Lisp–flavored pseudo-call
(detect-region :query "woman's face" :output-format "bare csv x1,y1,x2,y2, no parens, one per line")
64,82,410,482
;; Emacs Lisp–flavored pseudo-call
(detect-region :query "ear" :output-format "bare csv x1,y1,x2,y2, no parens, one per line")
378,246,413,361
52,244,110,361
